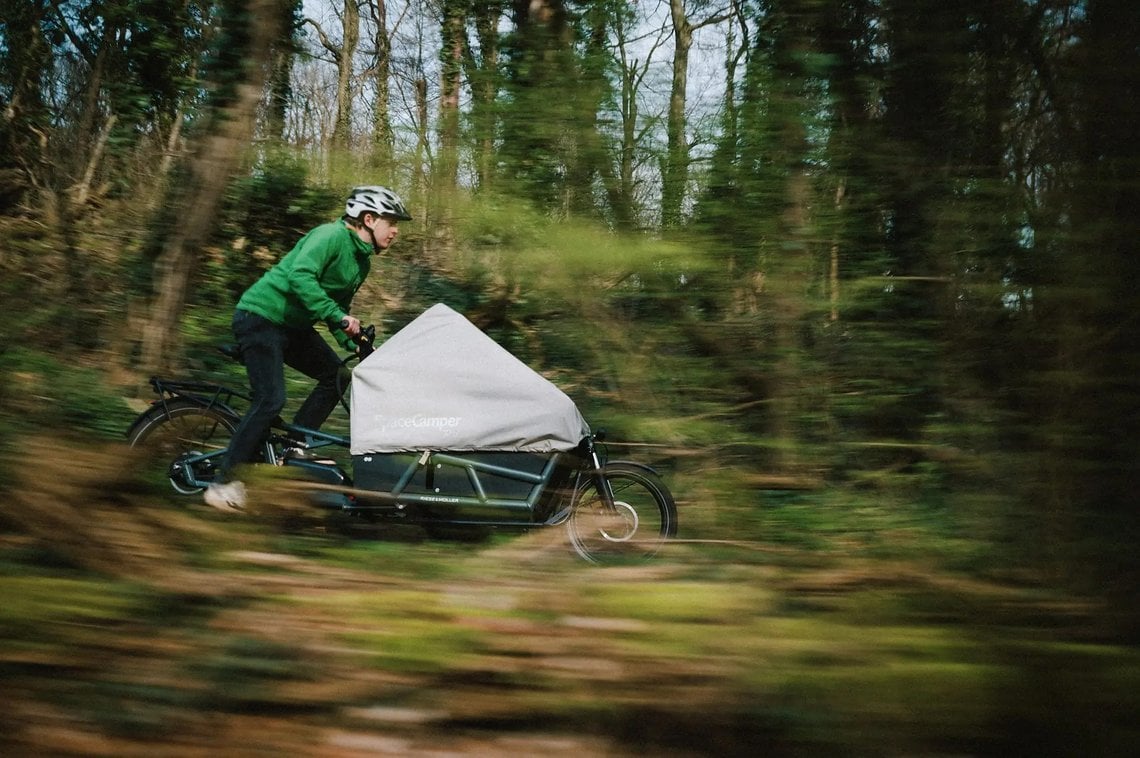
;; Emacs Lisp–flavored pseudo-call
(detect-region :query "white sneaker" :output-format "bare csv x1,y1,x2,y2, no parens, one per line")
204,481,247,512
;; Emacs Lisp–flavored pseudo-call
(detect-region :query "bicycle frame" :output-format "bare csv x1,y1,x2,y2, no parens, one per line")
350,451,568,524
136,379,622,528
129,372,675,563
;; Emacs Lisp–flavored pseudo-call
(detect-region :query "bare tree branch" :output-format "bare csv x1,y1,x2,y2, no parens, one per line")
302,17,339,58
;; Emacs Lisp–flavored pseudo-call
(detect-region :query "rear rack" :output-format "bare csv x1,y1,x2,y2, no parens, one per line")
147,376,250,417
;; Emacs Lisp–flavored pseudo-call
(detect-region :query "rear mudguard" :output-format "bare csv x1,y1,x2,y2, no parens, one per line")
123,395,244,441
125,378,246,440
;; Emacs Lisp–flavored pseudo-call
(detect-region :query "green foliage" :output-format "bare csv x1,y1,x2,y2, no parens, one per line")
496,0,624,210
99,0,208,127
210,151,342,304
453,195,700,301
0,347,133,441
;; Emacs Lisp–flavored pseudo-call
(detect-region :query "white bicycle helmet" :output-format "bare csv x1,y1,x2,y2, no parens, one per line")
344,185,412,221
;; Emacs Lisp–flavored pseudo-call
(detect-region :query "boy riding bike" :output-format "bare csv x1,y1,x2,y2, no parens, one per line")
204,185,412,512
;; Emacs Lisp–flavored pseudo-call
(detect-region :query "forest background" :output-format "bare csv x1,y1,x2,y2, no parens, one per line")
1,0,1138,754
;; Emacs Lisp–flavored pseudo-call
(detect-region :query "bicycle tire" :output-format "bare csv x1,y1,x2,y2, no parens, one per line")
567,462,678,563
127,400,248,496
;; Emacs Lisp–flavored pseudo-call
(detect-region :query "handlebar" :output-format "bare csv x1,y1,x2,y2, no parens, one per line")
339,319,376,360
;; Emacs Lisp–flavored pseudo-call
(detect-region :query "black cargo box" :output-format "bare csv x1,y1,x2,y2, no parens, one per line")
353,451,555,501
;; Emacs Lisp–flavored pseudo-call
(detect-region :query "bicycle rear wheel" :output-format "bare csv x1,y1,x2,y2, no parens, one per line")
127,400,241,496
567,462,678,563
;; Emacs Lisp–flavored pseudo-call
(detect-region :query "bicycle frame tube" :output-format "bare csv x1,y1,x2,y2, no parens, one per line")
268,422,349,460
354,452,565,518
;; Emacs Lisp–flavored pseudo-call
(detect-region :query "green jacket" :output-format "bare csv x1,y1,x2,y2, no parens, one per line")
236,220,372,350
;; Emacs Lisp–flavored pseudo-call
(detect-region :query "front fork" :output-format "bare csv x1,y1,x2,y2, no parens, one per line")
583,434,617,511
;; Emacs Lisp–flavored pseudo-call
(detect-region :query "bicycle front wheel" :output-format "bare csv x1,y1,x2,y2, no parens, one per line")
568,462,678,563
127,400,240,496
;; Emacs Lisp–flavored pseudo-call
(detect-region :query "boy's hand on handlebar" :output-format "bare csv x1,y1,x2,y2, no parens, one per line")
338,315,362,338
338,317,376,358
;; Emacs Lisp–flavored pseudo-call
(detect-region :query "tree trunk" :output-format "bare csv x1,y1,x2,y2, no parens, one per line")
366,0,394,173
1037,0,1140,598
151,94,188,209
333,0,360,150
413,74,428,205
564,9,611,219
829,178,844,322
438,0,464,193
613,22,642,230
306,0,360,152
71,114,116,209
140,0,285,376
265,0,301,140
752,0,819,474
467,1,503,192
662,2,729,229
661,0,692,229
499,0,574,207
0,0,51,211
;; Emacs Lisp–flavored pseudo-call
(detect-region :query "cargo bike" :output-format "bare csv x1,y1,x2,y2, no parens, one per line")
127,304,678,562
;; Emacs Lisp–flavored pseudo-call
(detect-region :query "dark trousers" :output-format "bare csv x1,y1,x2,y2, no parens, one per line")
218,309,347,482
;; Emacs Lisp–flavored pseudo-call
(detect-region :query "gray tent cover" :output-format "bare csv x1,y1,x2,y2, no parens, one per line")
350,303,590,454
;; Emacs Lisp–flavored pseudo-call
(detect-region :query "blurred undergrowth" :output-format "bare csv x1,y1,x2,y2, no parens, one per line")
0,346,132,442
1,505,1137,754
